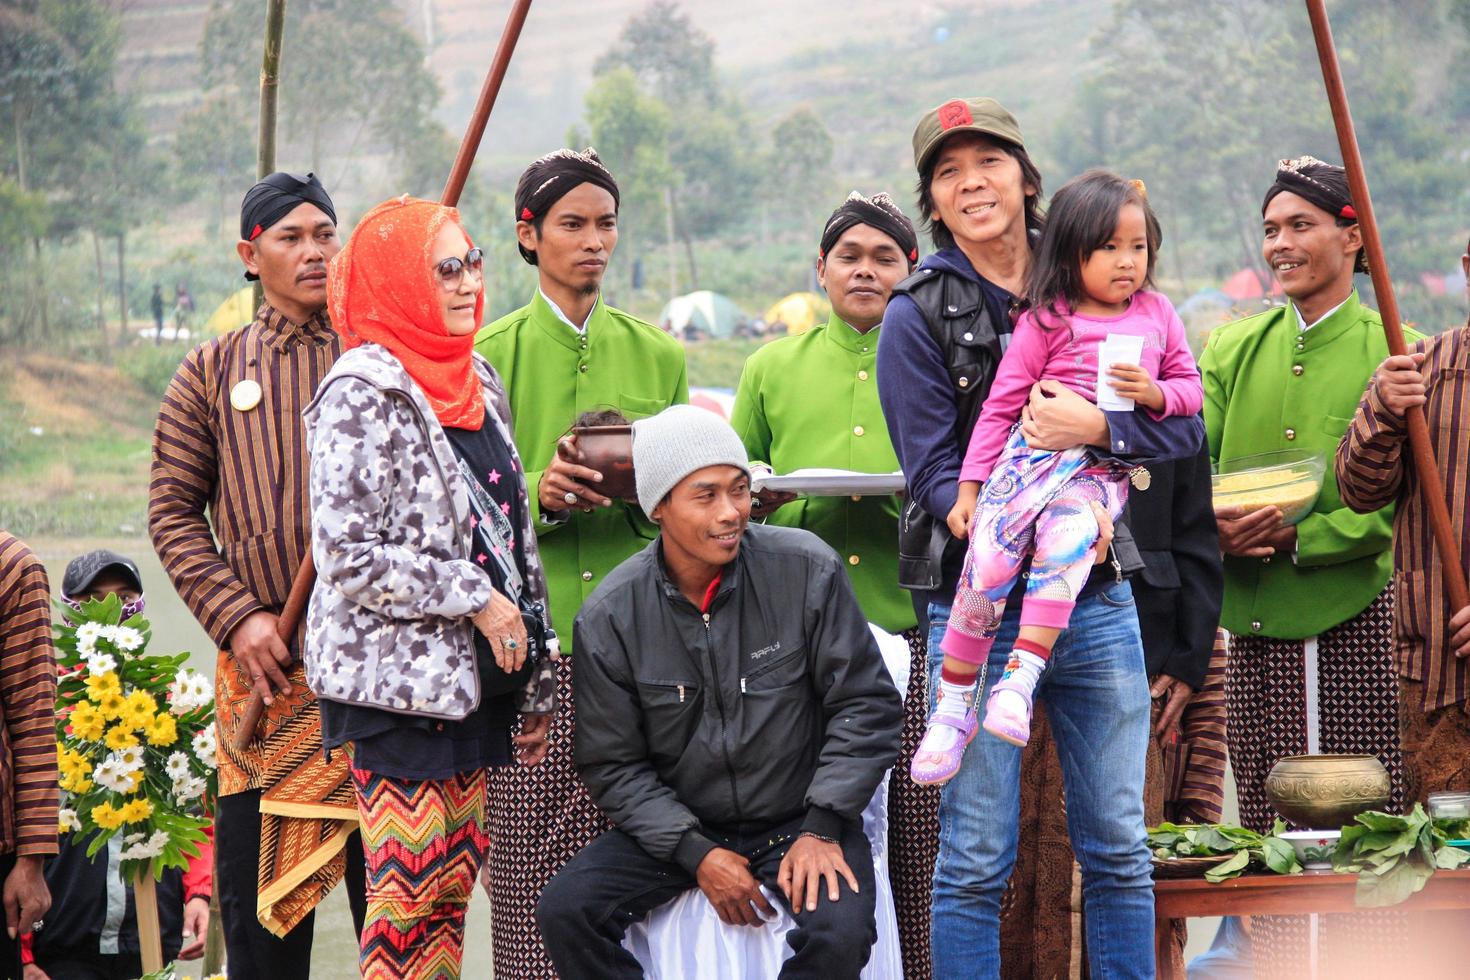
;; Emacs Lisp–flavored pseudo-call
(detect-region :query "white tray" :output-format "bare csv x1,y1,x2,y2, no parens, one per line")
751,468,906,496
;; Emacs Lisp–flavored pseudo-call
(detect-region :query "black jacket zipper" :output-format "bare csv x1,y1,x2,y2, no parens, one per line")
701,609,744,824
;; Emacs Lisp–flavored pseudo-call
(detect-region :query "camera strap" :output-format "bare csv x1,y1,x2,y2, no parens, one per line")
455,454,526,605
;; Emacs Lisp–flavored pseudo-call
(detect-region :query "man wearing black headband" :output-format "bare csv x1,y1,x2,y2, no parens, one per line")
729,190,938,977
474,148,688,977
1199,156,1417,976
149,171,365,979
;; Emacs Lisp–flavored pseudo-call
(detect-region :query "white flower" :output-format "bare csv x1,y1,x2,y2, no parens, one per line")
75,622,103,656
93,757,134,793
173,775,207,802
114,746,145,772
108,625,144,652
168,669,214,714
85,652,118,676
191,727,216,769
165,751,191,781
119,829,169,860
59,808,81,832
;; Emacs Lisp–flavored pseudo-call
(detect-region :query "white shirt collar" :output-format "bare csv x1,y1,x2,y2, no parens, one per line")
540,289,594,334
1294,295,1349,333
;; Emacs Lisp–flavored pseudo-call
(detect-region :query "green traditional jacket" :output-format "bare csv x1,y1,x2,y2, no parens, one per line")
474,291,688,649
730,314,916,634
1200,290,1416,639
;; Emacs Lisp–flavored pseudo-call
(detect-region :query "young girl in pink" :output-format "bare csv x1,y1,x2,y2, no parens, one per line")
911,170,1203,785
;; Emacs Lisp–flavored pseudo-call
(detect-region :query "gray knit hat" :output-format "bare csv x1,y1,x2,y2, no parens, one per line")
632,405,750,519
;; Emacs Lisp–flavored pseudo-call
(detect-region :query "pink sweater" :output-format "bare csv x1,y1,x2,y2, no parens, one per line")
959,290,1202,483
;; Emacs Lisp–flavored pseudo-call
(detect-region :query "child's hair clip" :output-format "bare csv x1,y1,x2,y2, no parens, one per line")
1128,179,1148,200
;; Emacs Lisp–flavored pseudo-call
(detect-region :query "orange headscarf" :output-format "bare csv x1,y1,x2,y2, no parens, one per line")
328,196,486,429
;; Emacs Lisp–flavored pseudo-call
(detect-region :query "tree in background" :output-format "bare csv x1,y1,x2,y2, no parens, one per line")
175,92,257,238
1058,0,1466,294
766,107,836,238
199,0,450,193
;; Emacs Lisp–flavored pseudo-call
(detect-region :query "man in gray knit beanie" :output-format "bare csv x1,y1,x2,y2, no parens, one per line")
632,404,751,520
541,411,902,980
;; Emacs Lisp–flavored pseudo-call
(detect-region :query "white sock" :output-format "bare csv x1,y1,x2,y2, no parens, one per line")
923,676,977,753
1000,650,1047,697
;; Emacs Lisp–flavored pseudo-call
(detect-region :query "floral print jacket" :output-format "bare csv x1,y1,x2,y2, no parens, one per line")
303,342,555,720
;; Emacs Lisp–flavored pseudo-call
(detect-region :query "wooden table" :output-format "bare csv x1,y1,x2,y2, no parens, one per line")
1154,868,1470,979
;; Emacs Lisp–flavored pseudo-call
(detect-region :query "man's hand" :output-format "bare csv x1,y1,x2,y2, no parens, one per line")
1150,674,1192,744
1449,605,1470,659
1215,505,1283,558
1091,501,1114,566
177,896,210,960
471,591,529,674
1107,364,1165,413
228,610,293,706
4,856,49,940
1021,381,1110,451
777,835,859,914
513,712,553,766
23,964,49,980
1373,352,1427,417
750,469,799,520
948,482,981,539
696,848,775,927
537,434,612,513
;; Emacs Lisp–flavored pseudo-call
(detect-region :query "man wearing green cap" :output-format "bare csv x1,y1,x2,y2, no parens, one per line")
730,190,932,978
877,97,1201,979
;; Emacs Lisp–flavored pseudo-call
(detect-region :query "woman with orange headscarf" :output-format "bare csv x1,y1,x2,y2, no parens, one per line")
303,196,557,978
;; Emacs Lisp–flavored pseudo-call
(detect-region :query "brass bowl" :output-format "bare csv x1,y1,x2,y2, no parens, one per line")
1264,754,1390,830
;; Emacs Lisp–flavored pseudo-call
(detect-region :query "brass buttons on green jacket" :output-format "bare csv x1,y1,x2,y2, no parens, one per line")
857,370,869,381
1252,620,1263,632
848,555,860,566
581,570,593,582
1285,428,1296,440
578,364,588,373
853,425,865,436
1292,364,1304,376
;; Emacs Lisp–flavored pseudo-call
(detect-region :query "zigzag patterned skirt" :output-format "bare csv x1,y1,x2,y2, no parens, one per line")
351,764,489,980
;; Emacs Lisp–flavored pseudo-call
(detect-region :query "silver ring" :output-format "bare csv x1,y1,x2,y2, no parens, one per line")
504,638,519,651
563,491,578,505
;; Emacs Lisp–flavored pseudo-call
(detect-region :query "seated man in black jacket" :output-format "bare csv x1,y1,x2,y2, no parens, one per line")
537,405,904,980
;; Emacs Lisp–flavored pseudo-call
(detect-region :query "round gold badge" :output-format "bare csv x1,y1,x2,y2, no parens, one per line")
230,379,263,412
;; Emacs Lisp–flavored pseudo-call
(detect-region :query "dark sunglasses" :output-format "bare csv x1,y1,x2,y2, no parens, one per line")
435,247,484,290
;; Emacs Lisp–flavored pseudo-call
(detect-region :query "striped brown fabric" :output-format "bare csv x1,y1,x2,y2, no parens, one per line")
1336,325,1470,711
149,305,340,650
1168,629,1228,824
0,531,59,857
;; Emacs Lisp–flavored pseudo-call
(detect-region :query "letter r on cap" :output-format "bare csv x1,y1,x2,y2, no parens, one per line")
939,100,973,130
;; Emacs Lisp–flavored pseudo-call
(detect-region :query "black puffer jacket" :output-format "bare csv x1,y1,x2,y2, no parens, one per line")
573,523,904,873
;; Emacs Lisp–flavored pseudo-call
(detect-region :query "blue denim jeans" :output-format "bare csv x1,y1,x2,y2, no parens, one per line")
927,582,1154,979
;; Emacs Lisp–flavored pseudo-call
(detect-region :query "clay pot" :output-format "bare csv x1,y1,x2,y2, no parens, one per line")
572,425,637,501
1264,754,1390,830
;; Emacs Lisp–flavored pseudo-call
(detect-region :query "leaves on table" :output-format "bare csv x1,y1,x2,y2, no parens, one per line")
1331,804,1470,907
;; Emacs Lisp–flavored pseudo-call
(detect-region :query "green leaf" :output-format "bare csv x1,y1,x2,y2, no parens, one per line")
1204,850,1252,882
1434,845,1470,870
1261,837,1302,874
1356,858,1430,908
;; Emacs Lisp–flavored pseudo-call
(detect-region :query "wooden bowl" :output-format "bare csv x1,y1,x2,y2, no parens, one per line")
1264,754,1390,830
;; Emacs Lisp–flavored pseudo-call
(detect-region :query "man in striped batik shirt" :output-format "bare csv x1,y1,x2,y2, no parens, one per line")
0,530,57,978
148,173,364,980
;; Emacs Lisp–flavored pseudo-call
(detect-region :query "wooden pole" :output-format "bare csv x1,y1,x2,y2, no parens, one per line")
1303,0,1470,614
236,0,536,749
135,869,164,974
441,0,534,206
252,0,286,311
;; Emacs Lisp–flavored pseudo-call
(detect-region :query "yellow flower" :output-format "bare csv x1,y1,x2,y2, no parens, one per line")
70,702,106,741
59,769,94,794
84,671,121,701
104,725,140,750
97,690,126,721
145,713,177,747
92,802,125,830
119,797,154,823
122,691,158,732
129,769,145,791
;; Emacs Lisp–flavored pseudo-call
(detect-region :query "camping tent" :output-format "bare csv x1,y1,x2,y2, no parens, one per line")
659,290,748,339
203,286,257,335
764,291,829,336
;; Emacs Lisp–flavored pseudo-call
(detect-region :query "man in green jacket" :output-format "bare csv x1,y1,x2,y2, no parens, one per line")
729,191,932,978
1199,156,1409,977
474,147,688,978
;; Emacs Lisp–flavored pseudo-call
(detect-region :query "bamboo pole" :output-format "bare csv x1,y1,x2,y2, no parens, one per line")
252,0,286,311
236,0,537,749
1304,0,1470,612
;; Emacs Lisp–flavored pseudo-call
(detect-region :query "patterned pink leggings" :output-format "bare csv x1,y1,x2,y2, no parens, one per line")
943,429,1127,665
